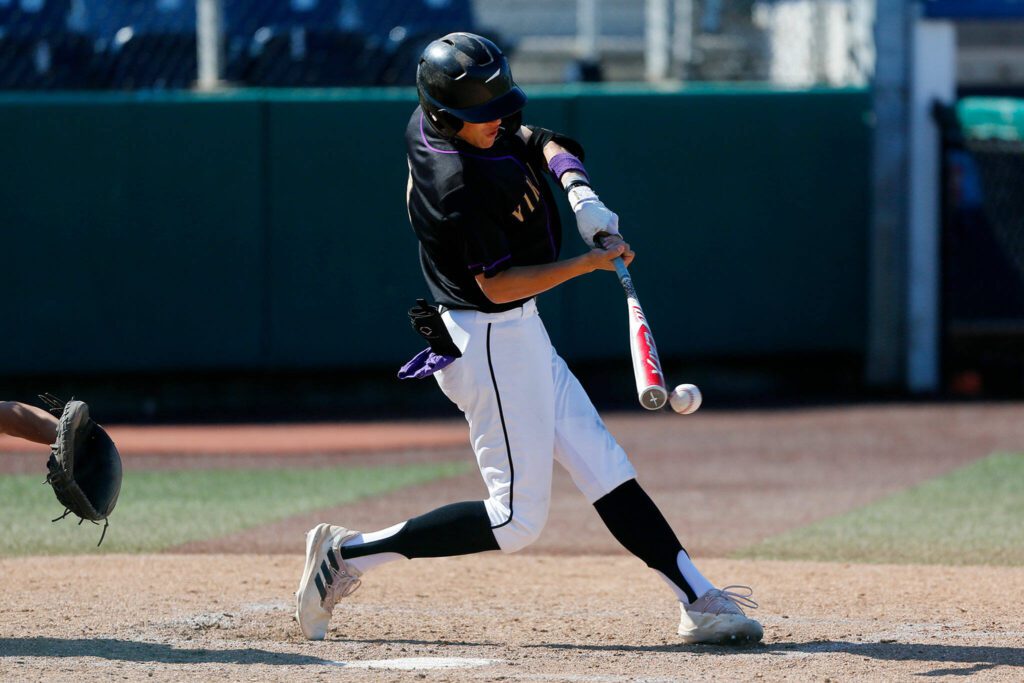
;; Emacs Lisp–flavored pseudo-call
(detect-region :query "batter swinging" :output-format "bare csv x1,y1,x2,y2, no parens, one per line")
296,32,763,645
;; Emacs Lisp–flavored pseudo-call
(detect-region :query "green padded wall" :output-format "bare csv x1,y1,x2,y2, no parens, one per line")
0,87,870,375
0,94,265,374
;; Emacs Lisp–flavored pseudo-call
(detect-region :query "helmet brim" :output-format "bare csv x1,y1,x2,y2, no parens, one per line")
442,86,527,124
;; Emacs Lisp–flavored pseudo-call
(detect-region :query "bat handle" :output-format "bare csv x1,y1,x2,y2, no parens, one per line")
597,234,630,276
610,256,638,300
611,256,630,282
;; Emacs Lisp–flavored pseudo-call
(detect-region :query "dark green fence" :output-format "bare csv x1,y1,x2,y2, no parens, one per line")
0,86,870,375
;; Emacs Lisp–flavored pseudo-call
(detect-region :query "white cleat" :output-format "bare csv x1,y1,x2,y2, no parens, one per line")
295,523,363,640
678,585,763,645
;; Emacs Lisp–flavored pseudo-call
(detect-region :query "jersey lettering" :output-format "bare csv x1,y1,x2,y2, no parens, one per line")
512,174,543,223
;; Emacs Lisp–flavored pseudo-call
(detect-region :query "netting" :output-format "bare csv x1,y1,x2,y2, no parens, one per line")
941,97,1024,393
753,0,874,86
956,97,1024,283
0,0,481,89
967,139,1024,281
0,0,877,90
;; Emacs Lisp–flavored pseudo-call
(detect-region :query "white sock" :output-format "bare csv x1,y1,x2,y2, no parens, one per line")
340,521,407,574
676,550,715,602
345,521,406,547
654,550,716,604
344,551,404,574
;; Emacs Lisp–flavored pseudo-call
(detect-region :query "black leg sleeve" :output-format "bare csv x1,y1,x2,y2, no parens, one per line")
340,500,500,560
593,479,698,602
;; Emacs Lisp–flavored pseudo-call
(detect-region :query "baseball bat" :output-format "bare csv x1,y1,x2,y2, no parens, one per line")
609,254,668,410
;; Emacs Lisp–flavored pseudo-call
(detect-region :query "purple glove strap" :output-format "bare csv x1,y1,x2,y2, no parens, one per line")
548,152,588,182
397,347,456,380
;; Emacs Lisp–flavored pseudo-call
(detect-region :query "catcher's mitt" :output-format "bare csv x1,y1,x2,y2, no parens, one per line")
40,394,122,546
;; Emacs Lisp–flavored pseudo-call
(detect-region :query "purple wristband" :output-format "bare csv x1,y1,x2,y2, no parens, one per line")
548,152,588,182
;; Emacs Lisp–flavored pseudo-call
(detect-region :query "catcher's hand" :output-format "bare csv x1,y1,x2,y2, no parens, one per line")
40,394,122,546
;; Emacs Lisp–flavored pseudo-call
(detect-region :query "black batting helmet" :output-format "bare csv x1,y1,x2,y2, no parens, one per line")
416,32,526,139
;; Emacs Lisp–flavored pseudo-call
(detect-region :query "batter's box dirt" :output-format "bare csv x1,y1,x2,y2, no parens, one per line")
0,555,1022,682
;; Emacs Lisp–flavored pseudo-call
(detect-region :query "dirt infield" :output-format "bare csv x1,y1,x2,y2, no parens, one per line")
2,403,1023,680
1,554,1022,682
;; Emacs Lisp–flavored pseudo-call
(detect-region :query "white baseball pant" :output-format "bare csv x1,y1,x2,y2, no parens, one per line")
434,298,637,552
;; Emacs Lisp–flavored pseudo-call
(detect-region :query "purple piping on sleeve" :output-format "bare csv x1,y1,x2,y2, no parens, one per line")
468,253,512,273
420,113,557,260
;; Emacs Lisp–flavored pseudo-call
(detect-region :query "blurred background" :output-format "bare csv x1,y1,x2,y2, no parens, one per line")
1,0,1023,420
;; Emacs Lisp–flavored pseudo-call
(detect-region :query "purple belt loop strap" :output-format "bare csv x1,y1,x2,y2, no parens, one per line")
548,152,588,182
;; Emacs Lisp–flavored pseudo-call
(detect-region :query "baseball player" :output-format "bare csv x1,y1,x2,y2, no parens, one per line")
296,32,763,645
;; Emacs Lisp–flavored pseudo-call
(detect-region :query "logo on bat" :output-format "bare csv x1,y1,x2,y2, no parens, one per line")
641,330,663,377
631,304,663,380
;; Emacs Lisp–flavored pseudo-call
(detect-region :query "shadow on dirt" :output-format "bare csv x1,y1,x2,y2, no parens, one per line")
0,638,332,666
528,639,1024,670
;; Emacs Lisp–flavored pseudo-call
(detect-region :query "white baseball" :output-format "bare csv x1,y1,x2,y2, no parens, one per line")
669,383,702,415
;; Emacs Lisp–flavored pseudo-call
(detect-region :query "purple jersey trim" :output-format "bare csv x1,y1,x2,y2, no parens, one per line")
468,253,512,273
419,113,557,260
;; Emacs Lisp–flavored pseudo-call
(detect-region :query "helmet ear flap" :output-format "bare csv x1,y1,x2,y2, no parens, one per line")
420,94,465,139
434,109,465,138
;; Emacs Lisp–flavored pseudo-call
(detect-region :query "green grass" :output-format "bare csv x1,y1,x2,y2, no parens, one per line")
735,453,1024,566
0,461,469,556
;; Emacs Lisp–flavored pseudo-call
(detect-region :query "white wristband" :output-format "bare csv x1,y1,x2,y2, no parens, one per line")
568,184,599,212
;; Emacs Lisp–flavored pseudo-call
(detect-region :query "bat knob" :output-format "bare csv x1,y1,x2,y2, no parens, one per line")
639,385,667,411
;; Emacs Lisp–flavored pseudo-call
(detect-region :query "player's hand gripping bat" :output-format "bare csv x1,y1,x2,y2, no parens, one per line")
600,237,668,410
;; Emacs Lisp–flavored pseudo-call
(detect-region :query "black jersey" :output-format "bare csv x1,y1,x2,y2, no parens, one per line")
405,107,562,313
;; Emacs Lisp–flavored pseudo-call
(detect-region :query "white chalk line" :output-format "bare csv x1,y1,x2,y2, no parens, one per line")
330,656,500,670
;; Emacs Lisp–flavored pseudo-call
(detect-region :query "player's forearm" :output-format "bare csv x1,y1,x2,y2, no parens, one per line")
0,401,57,445
476,256,595,304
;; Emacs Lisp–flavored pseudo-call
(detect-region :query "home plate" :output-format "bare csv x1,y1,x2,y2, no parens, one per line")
332,657,500,670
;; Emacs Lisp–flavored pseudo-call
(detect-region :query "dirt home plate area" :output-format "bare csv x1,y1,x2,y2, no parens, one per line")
2,404,1023,681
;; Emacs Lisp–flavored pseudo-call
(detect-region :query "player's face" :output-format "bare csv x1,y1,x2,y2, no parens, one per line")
457,119,502,149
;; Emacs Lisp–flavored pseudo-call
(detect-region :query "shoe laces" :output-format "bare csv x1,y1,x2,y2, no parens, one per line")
321,549,362,611
694,585,758,615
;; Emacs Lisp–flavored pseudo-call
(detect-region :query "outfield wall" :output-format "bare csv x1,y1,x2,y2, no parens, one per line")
0,86,871,375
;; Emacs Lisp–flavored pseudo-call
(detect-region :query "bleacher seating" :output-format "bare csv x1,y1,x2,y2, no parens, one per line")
0,0,484,90
0,33,93,89
0,0,92,89
243,27,370,87
105,30,197,89
83,0,197,89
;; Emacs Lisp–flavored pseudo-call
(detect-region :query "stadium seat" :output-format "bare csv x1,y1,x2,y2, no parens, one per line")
355,0,474,40
82,0,197,89
103,31,198,89
224,0,340,38
372,31,435,86
243,27,371,87
0,33,93,89
81,0,196,40
0,0,72,37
